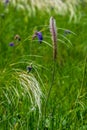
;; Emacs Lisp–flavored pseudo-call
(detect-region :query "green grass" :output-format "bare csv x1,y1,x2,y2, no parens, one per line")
0,2,87,130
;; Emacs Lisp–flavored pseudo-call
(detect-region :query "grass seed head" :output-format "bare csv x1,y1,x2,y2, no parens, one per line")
50,17,57,60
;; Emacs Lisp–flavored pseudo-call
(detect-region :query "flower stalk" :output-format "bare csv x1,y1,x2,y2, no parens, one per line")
50,17,57,60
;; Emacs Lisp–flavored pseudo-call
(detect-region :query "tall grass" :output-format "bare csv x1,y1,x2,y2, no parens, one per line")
0,1,87,130
1,0,87,21
0,57,43,129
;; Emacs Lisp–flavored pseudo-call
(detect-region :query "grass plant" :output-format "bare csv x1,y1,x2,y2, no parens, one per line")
0,1,87,130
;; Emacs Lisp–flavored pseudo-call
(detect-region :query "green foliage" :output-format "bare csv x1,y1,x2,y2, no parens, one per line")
0,1,87,130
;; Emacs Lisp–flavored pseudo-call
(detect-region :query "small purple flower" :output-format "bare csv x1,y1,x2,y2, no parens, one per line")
9,42,14,47
32,31,43,43
36,32,43,43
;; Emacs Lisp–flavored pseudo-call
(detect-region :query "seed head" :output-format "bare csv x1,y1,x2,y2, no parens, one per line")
50,17,57,60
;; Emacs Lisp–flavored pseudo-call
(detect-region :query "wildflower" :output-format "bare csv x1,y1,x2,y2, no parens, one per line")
27,64,32,73
14,34,21,41
37,32,43,43
9,42,14,47
32,31,43,43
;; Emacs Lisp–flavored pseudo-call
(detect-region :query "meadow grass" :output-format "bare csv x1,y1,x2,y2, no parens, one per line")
0,1,87,130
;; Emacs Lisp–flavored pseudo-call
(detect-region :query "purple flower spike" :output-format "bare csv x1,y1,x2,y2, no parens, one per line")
36,32,43,43
9,42,14,47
